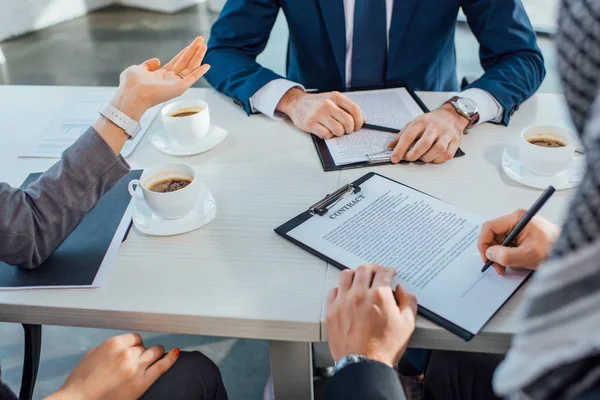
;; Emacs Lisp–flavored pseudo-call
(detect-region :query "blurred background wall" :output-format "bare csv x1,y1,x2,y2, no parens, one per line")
1,0,559,42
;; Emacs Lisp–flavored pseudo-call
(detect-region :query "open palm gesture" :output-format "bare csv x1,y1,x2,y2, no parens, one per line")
119,36,211,110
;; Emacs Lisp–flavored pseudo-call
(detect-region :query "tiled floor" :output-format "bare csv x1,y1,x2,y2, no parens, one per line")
0,4,560,399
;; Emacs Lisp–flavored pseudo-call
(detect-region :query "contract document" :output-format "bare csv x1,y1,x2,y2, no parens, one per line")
324,87,425,166
276,173,529,338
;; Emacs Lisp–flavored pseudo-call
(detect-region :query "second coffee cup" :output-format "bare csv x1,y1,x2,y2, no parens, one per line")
128,163,206,220
161,99,210,145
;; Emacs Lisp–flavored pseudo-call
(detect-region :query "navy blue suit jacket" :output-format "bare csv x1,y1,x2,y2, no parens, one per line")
205,0,545,125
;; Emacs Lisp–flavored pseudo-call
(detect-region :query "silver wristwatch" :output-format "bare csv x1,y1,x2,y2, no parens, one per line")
98,103,142,139
445,96,480,129
333,354,368,376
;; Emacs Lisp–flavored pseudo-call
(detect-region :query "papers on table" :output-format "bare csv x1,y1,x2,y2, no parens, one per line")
20,91,160,158
324,88,425,166
283,174,529,336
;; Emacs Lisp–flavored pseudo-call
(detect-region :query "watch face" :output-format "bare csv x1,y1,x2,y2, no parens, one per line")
457,98,477,114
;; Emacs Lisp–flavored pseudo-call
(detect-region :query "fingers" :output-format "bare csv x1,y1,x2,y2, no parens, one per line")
109,333,143,348
433,139,459,164
139,345,166,367
144,348,180,388
352,264,377,290
405,125,438,162
184,42,208,73
183,64,211,87
485,245,529,269
333,93,364,131
327,287,339,306
163,46,189,71
390,120,424,163
172,37,204,73
329,103,356,134
338,269,355,293
477,210,525,262
420,134,450,163
320,115,346,137
313,123,334,139
371,266,395,288
395,285,418,317
387,134,400,149
493,264,507,276
142,58,161,72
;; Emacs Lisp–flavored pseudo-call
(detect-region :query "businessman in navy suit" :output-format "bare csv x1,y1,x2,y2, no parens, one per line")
205,0,545,164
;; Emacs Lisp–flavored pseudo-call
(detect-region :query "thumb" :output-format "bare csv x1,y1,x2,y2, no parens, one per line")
485,245,525,268
142,58,161,72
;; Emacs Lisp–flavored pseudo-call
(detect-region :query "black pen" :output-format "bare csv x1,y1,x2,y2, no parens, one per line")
481,186,556,273
362,123,401,133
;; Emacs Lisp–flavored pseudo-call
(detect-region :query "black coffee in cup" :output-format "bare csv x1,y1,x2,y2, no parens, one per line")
527,135,567,148
148,178,192,193
169,107,204,118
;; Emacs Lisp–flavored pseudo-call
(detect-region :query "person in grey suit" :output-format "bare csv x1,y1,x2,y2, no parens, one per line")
0,38,227,400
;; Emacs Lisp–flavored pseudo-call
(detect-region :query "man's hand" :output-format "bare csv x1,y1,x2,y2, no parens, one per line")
387,103,468,164
47,333,179,400
326,265,417,367
478,210,561,275
276,89,364,139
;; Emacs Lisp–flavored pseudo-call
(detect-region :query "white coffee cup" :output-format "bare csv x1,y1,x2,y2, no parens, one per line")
128,163,206,220
520,125,575,176
161,100,210,145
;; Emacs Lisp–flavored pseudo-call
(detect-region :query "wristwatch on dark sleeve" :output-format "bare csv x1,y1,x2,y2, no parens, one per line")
444,96,480,129
333,354,369,375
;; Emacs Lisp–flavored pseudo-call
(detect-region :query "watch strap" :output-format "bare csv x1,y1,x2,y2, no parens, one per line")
98,103,142,139
333,354,369,376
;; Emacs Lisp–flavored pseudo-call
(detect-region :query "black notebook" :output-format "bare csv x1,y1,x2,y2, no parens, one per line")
0,170,142,289
311,85,465,172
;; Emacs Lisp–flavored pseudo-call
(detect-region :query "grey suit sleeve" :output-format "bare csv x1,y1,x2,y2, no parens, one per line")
0,128,130,269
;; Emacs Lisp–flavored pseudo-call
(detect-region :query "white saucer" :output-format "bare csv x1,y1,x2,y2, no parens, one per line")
502,149,585,190
150,125,228,156
132,189,217,236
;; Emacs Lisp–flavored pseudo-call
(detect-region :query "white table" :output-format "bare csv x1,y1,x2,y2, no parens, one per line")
0,86,576,399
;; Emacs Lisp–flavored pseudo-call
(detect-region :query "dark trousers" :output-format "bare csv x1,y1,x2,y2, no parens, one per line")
142,351,228,400
423,350,502,400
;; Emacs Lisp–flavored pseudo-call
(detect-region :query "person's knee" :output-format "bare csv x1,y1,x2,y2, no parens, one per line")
178,351,223,385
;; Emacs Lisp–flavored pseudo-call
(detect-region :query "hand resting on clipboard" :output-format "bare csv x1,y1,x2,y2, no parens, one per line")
362,122,466,165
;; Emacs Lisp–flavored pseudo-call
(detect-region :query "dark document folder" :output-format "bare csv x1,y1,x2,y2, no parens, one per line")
0,170,142,288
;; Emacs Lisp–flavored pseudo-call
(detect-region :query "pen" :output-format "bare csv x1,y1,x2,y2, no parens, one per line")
362,123,402,133
481,185,556,273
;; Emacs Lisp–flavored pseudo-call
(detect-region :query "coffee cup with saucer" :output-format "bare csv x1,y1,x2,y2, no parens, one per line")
502,125,584,190
151,99,228,156
128,163,217,236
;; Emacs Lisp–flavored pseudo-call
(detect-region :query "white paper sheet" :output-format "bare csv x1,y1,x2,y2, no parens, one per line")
288,175,529,335
20,91,160,158
325,88,425,166
0,203,133,290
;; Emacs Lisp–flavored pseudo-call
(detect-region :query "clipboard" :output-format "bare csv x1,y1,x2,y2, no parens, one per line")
311,85,466,172
275,172,528,341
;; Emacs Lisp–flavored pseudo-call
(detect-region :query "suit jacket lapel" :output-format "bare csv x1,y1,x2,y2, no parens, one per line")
388,0,420,70
317,0,346,85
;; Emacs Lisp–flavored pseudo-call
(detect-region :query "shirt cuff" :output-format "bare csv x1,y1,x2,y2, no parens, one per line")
459,88,504,125
249,79,304,120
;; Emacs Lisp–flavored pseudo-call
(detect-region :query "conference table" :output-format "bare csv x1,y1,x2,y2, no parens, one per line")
0,85,576,399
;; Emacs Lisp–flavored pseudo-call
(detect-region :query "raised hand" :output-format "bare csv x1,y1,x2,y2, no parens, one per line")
326,265,417,367
46,333,179,400
110,36,211,121
478,209,561,275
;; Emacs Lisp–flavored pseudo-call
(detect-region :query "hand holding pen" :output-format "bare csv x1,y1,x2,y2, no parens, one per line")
478,187,559,275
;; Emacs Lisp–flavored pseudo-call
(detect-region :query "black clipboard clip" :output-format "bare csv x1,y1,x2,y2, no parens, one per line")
309,184,362,216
